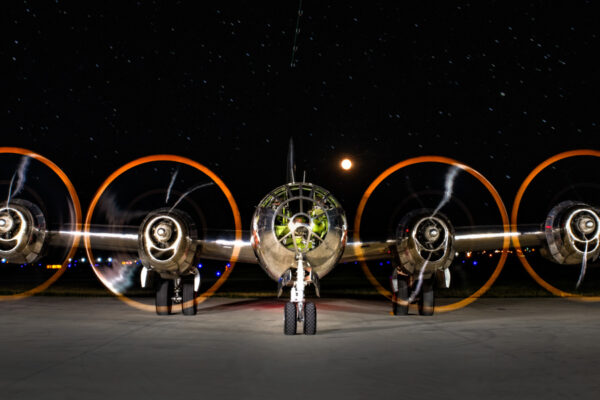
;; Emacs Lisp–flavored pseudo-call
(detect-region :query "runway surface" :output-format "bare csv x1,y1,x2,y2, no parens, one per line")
1,296,600,400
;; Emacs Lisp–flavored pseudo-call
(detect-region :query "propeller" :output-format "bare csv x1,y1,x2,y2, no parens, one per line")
83,155,241,311
0,148,81,300
354,156,509,313
512,149,600,298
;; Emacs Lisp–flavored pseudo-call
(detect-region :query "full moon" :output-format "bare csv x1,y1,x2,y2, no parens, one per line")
341,158,352,170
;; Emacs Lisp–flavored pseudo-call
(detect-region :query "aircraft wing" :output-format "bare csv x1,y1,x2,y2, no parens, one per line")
196,237,258,264
340,225,546,263
47,226,259,264
339,240,394,263
453,225,545,252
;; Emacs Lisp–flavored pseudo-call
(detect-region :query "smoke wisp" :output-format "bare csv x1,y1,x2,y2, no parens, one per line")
165,168,179,204
432,166,460,217
169,182,215,212
576,241,588,289
5,156,31,208
408,254,431,303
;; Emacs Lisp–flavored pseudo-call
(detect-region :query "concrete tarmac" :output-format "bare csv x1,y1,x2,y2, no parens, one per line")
1,296,600,400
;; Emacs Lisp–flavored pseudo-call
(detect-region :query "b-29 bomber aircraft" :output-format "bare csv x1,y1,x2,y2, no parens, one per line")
1,144,599,335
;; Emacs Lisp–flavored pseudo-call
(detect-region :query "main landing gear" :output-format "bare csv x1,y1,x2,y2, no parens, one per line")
391,273,435,316
282,254,318,335
154,270,200,315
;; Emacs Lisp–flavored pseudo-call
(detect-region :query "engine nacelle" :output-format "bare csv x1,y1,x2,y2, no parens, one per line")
138,208,198,279
396,210,455,279
0,199,46,264
251,183,347,281
541,201,600,265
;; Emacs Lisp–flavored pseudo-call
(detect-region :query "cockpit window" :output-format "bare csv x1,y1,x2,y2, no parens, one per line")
264,183,333,252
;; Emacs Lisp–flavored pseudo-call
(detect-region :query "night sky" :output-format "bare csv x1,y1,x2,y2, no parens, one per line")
4,0,600,224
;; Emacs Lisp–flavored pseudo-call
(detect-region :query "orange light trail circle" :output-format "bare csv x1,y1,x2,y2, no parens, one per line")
354,156,510,313
0,147,82,301
84,154,242,312
511,149,600,302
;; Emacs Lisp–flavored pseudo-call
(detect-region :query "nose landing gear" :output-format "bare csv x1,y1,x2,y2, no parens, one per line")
282,254,318,335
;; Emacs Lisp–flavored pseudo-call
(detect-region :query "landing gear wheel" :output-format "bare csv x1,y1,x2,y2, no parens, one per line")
303,302,317,335
418,278,435,316
181,276,197,316
393,276,410,315
284,302,297,335
155,277,174,315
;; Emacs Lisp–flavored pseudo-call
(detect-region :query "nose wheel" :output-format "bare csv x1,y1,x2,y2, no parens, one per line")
284,302,297,335
284,301,317,335
303,302,317,335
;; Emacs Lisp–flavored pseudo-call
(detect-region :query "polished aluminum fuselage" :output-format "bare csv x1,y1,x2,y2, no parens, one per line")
251,183,347,281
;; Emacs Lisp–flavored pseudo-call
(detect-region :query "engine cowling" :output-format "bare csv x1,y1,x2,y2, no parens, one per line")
541,201,600,265
251,183,347,281
396,209,455,279
138,208,198,279
0,199,47,264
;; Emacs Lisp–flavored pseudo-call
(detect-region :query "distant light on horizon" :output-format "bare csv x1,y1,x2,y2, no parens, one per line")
341,158,352,170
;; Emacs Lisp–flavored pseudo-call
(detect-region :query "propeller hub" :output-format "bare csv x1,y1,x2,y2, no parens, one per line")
0,212,15,234
424,227,439,242
412,216,449,252
152,221,174,243
566,208,600,243
578,217,596,235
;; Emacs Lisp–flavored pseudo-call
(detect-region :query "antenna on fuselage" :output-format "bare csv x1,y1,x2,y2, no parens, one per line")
286,138,296,184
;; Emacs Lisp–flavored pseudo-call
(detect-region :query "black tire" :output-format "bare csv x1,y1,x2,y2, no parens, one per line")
181,276,197,316
303,302,317,335
284,302,297,335
155,278,173,315
418,278,435,316
393,277,410,315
